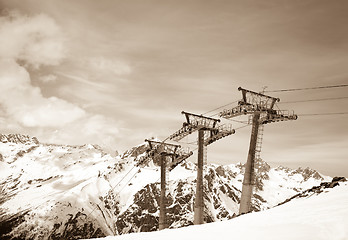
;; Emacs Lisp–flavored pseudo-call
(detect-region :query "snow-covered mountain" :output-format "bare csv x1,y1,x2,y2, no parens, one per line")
0,134,331,239
89,178,348,240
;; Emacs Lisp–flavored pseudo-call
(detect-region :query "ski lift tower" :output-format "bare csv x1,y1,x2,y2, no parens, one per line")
169,111,235,225
137,139,193,230
219,87,297,214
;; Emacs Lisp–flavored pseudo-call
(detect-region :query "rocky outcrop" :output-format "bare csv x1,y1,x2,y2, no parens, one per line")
0,211,29,240
278,177,347,206
292,167,324,181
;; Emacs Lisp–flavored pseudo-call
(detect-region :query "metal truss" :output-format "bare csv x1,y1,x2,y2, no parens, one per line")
239,87,279,110
220,87,298,124
168,149,193,171
203,124,235,146
169,111,235,142
220,87,280,119
136,139,193,170
259,110,298,124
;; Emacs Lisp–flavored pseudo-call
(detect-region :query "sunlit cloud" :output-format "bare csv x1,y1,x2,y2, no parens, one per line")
0,10,121,151
0,10,66,68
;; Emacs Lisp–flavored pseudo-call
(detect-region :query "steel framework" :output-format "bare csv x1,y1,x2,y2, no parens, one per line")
138,139,193,230
169,111,235,225
219,87,297,214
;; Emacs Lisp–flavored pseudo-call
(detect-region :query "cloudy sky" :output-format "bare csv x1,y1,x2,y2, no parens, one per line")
0,0,347,176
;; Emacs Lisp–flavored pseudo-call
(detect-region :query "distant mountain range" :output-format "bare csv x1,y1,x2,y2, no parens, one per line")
0,134,333,239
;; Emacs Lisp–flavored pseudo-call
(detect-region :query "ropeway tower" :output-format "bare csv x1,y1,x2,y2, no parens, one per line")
169,111,235,224
219,87,297,214
136,139,193,230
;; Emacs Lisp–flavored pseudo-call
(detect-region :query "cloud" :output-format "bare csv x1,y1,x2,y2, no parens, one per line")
86,57,131,76
55,71,108,89
0,58,85,128
0,11,121,150
39,74,57,83
46,114,121,152
0,11,66,68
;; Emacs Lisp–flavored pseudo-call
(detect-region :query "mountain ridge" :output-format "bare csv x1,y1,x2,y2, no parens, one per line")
0,133,331,239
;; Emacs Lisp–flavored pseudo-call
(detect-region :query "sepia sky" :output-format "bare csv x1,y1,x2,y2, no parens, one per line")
0,0,347,177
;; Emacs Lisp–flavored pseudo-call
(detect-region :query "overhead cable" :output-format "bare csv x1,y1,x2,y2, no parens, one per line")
298,112,348,116
265,84,348,93
201,100,239,115
280,96,348,103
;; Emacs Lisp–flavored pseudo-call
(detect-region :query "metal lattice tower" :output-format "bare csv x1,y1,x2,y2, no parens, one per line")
219,87,297,215
169,111,235,225
139,139,193,230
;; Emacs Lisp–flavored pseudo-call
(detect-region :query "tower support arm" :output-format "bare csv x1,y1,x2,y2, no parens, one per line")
238,87,280,103
181,111,221,123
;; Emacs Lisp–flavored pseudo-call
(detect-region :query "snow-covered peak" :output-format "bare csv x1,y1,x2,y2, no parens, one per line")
120,141,148,159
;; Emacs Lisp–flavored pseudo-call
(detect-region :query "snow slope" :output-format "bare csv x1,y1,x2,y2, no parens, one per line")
91,182,348,240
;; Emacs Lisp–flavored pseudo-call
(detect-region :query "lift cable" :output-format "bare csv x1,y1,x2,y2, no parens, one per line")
85,164,140,220
85,133,177,221
279,96,348,104
118,169,141,194
85,114,251,223
264,84,348,93
226,118,249,124
201,100,239,116
231,123,250,130
298,112,348,116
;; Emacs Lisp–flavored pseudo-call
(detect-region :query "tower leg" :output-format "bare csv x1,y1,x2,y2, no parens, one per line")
159,154,167,230
239,113,260,214
194,129,204,225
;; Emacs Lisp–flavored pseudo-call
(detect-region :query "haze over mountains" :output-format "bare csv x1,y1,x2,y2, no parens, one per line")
0,133,343,240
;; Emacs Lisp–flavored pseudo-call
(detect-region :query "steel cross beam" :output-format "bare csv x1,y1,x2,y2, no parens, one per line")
145,139,193,169
220,87,298,125
137,140,193,169
169,111,221,141
146,139,180,155
203,124,235,146
168,149,194,171
239,87,280,107
259,110,298,124
220,87,280,119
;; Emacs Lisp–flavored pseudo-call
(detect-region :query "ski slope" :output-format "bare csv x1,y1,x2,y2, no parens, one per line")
90,182,348,240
